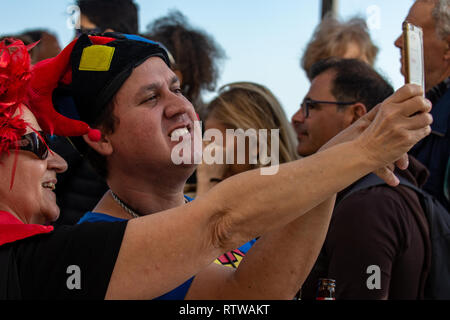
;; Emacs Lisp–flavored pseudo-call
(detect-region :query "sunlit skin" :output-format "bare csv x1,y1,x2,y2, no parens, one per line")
292,70,360,156
105,58,198,176
85,57,200,219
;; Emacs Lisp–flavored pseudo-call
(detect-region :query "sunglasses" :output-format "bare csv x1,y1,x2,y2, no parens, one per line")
75,27,103,37
300,98,357,118
14,131,50,160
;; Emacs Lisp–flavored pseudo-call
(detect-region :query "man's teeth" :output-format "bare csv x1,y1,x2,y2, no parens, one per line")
42,182,56,191
170,127,189,140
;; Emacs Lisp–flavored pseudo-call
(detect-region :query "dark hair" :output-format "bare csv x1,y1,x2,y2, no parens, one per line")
145,10,225,110
310,58,394,111
77,0,139,34
62,92,119,180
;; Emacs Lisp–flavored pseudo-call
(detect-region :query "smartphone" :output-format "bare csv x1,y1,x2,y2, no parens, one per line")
402,21,425,92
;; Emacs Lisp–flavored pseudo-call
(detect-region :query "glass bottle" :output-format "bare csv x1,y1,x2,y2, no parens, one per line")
316,278,336,300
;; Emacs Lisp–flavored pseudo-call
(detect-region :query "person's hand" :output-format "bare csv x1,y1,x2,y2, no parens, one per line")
319,113,407,186
319,84,431,186
354,84,432,184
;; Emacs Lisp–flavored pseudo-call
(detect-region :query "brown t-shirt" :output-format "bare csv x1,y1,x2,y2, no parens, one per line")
302,157,430,300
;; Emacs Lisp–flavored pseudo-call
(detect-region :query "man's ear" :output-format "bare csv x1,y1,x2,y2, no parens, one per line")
82,130,113,156
348,103,368,124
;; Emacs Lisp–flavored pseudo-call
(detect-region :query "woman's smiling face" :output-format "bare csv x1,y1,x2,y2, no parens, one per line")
0,105,68,224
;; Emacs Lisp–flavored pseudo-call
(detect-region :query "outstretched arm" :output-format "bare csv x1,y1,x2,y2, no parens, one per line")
185,84,432,300
106,84,431,300
185,196,336,299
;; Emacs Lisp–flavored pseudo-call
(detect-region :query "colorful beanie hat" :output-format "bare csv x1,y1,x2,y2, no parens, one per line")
28,32,170,141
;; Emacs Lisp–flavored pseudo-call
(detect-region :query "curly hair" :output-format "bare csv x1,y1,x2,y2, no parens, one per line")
431,0,450,40
145,10,225,110
301,14,379,80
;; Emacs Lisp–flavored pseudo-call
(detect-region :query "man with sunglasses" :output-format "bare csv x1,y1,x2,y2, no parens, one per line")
293,58,430,300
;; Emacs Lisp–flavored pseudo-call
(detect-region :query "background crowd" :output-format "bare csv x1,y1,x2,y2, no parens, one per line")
0,0,448,300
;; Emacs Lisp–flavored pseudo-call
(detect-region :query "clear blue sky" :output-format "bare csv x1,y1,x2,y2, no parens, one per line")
0,0,414,118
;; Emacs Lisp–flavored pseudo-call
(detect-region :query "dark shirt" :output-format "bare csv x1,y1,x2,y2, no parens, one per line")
409,78,450,210
1,221,126,299
50,136,109,226
302,156,429,299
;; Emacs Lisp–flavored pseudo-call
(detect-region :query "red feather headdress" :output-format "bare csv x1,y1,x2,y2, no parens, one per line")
0,38,99,189
0,39,35,189
0,39,34,157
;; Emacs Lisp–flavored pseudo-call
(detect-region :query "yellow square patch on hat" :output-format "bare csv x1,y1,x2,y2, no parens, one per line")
79,45,115,71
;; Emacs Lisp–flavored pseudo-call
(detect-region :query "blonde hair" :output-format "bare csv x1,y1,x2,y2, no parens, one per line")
301,14,379,80
205,81,299,166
